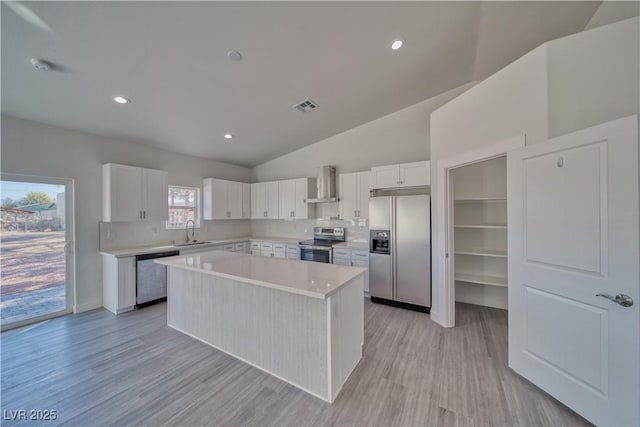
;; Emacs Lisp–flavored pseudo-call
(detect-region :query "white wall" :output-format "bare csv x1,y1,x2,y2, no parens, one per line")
584,1,639,30
547,17,640,138
429,17,640,327
252,82,476,182
1,115,253,312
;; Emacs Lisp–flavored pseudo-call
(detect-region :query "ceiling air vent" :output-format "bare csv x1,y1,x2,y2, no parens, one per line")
293,98,318,113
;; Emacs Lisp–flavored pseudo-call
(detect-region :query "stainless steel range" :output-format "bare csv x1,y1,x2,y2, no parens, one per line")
298,227,345,263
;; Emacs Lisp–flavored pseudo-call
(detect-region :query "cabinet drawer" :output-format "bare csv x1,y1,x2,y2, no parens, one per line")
352,259,368,268
274,252,286,259
251,242,261,250
273,243,286,251
333,248,351,259
223,244,235,251
286,244,299,252
351,250,369,261
235,242,247,250
333,258,351,266
261,243,273,250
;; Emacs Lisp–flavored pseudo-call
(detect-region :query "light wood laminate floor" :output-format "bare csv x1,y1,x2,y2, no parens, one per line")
1,300,590,426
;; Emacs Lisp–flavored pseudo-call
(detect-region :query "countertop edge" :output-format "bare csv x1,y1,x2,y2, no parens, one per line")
100,236,308,258
157,256,366,300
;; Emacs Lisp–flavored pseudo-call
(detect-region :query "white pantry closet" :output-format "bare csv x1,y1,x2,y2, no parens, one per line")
452,156,508,309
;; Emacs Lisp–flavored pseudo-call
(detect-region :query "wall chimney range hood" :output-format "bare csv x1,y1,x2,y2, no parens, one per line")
307,166,339,203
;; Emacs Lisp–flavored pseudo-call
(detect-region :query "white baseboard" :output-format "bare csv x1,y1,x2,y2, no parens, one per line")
73,299,102,313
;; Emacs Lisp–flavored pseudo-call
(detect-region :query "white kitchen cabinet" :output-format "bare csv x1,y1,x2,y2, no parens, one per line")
273,242,286,258
286,244,300,260
351,250,370,294
279,178,315,219
332,248,370,294
260,242,273,257
251,181,280,219
102,255,136,314
233,242,248,253
103,163,168,222
242,183,251,219
339,171,373,219
203,178,249,220
371,161,430,189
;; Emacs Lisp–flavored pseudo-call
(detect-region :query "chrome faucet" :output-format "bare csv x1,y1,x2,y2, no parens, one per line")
185,220,195,243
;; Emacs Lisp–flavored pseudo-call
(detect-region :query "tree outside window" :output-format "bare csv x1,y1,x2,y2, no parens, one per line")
167,185,200,229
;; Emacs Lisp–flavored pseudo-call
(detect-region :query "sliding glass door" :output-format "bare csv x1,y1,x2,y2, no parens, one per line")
0,174,74,330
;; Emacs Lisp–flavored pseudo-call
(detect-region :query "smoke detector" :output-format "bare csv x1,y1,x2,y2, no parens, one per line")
293,98,318,113
31,58,53,71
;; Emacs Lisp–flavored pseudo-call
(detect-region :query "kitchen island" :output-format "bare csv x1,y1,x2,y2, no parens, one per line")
155,250,366,403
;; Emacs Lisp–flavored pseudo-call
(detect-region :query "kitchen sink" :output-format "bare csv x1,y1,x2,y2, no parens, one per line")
174,241,211,247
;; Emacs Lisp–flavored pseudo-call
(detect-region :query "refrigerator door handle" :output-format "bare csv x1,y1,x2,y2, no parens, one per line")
392,196,397,300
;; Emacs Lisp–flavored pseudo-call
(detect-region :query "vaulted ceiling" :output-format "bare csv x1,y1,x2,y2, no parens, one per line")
2,1,602,167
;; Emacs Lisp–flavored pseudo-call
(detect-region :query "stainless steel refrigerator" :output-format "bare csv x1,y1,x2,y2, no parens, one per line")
369,189,431,312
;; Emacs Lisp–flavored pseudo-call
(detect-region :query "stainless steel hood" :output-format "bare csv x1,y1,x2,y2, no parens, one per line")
307,166,339,203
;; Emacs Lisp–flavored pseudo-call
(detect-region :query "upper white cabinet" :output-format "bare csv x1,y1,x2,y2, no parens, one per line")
339,171,373,219
251,181,279,219
103,163,168,222
279,178,315,219
203,178,251,220
371,161,430,189
242,183,251,219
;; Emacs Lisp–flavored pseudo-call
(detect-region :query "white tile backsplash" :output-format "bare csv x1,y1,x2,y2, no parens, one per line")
100,203,369,251
99,220,252,251
250,217,369,243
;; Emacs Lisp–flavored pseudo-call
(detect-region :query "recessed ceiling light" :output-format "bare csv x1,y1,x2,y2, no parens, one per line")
31,58,53,71
224,133,234,140
391,39,404,50
112,96,130,104
227,50,242,62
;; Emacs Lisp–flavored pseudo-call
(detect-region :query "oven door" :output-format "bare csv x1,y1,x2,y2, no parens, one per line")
299,246,332,263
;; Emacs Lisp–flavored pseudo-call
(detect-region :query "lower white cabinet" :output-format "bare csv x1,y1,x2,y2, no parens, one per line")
250,241,261,255
332,248,370,294
287,244,300,260
260,242,273,257
233,242,248,253
102,255,136,315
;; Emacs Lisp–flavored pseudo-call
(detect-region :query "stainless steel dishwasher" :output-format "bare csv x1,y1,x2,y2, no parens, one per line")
136,250,180,308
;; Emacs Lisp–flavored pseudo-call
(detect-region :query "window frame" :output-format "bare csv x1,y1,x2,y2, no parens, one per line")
166,184,201,229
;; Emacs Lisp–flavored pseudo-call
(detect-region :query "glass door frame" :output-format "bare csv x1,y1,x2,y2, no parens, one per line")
1,173,75,331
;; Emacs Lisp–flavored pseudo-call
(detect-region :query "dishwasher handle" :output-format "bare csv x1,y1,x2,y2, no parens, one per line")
136,250,180,261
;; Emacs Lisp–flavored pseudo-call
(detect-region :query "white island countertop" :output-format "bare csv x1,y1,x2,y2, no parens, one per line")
156,250,366,300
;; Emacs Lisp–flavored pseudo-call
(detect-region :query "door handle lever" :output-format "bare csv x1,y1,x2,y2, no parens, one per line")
596,293,634,307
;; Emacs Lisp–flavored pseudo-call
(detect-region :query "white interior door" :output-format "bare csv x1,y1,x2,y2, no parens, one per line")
507,116,639,426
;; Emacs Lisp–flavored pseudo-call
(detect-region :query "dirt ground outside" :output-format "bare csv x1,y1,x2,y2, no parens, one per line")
0,230,65,297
